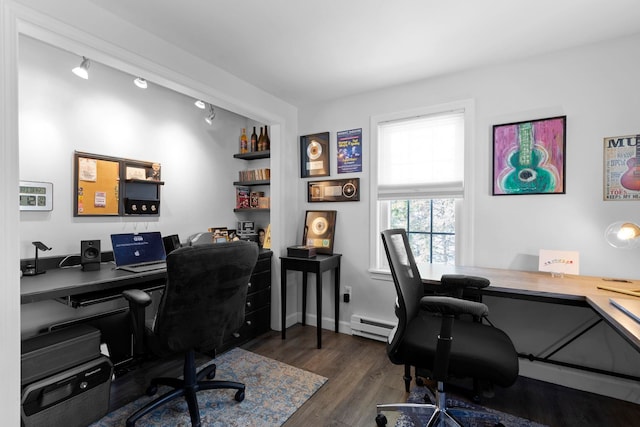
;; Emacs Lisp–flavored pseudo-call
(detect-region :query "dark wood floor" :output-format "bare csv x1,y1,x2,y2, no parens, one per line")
111,324,640,426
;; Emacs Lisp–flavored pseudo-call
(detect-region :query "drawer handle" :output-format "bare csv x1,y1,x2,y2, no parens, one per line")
233,332,240,338
246,301,252,308
246,320,252,326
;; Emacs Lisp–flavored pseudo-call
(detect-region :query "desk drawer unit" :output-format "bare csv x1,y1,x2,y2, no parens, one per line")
222,250,272,350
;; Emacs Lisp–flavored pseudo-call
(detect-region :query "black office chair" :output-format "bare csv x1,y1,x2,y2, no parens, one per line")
122,241,259,427
376,229,519,427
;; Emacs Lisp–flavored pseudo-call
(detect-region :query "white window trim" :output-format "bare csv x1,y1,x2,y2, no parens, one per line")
369,99,476,273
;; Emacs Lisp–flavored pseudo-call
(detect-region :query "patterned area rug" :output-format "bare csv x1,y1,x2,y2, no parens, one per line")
91,348,328,426
381,385,547,427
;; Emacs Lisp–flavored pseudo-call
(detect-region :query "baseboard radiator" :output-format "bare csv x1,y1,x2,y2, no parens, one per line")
350,314,395,342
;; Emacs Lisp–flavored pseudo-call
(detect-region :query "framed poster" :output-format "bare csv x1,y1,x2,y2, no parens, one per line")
603,134,640,200
308,178,359,202
337,128,362,174
300,132,330,178
493,116,566,195
302,210,337,255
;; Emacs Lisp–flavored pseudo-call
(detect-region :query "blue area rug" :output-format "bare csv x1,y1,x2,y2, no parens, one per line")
385,385,547,427
91,348,327,426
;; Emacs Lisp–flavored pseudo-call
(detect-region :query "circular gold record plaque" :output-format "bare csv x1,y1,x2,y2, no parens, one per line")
311,216,329,236
307,140,322,160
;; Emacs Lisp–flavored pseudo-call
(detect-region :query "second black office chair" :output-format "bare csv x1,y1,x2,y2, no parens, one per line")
376,229,519,427
122,241,259,427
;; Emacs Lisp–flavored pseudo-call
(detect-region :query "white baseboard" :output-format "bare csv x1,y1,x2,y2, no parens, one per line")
519,359,640,405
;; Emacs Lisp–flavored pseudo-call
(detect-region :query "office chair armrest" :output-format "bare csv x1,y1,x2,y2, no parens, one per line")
440,274,490,290
420,295,489,318
122,288,152,307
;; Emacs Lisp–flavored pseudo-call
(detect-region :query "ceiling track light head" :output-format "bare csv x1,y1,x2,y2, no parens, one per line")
205,105,216,125
72,56,90,79
134,77,148,89
194,99,206,109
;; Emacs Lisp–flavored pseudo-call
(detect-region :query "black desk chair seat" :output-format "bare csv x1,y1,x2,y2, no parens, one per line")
376,229,519,427
122,241,259,427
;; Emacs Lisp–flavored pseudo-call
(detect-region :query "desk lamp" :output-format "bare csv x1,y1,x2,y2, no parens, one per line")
605,221,640,249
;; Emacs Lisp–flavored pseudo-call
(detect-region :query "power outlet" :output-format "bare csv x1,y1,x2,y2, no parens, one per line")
343,286,352,303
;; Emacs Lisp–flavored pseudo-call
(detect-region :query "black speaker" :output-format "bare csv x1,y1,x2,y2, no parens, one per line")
80,240,101,271
162,234,181,254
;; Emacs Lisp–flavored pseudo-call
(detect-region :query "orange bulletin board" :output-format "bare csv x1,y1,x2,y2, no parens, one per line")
76,155,120,215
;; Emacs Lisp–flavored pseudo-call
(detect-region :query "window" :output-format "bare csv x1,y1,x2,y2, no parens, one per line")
371,101,472,271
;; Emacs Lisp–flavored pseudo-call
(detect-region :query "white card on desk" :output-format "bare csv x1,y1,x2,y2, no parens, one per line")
538,249,579,275
610,298,640,324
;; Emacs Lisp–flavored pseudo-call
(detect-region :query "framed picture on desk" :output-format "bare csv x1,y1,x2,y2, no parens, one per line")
302,210,337,255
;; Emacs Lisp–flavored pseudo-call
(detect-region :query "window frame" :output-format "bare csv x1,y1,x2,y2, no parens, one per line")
369,99,475,274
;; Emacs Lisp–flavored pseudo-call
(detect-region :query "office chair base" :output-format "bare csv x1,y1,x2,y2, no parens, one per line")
125,352,245,427
376,403,506,427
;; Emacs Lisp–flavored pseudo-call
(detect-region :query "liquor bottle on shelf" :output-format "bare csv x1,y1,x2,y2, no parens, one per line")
264,126,270,151
251,127,258,152
240,128,248,154
257,127,265,151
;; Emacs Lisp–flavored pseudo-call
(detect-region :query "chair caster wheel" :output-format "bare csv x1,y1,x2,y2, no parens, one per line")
235,389,245,402
375,413,388,426
146,384,158,396
207,365,217,379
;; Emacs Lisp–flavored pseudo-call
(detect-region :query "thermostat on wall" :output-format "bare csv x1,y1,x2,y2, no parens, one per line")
19,180,53,211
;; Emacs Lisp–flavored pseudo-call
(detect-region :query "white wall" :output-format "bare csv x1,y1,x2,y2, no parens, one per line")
297,34,640,401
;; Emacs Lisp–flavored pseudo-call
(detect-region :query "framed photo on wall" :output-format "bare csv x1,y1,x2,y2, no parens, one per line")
302,210,337,254
603,134,640,200
492,116,566,195
300,132,330,178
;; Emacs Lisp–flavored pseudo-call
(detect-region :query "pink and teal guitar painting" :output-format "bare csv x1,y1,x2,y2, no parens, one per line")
501,122,554,193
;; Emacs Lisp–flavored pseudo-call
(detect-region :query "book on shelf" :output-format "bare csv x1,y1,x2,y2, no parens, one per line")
236,186,250,209
238,168,271,182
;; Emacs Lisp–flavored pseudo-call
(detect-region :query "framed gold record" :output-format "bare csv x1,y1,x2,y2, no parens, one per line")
300,132,330,178
302,210,337,254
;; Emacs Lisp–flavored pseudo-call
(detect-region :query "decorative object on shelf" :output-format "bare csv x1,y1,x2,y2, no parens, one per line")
147,163,161,181
308,178,359,202
264,126,270,151
208,227,229,243
240,128,248,154
19,181,53,211
300,132,330,178
337,128,362,174
605,221,640,249
250,191,264,208
492,116,566,195
603,134,640,200
257,127,265,151
258,196,270,209
263,224,271,249
251,126,258,152
302,210,336,255
287,245,317,258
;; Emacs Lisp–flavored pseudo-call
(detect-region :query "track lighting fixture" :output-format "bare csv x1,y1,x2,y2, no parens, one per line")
134,77,148,89
194,99,206,109
204,105,216,125
72,56,91,79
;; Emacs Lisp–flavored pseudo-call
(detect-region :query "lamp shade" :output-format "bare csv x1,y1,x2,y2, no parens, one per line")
72,57,90,79
605,221,640,249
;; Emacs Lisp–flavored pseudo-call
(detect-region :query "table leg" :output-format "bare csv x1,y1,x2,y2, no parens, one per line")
281,267,287,340
334,264,340,333
316,270,322,349
302,272,308,326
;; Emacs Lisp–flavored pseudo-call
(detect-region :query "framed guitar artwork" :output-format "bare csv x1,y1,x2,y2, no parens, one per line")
603,134,640,201
492,116,566,195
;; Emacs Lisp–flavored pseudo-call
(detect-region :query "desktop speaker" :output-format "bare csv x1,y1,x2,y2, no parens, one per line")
80,240,101,271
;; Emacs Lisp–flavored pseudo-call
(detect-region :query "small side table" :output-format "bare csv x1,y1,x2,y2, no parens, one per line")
280,253,342,349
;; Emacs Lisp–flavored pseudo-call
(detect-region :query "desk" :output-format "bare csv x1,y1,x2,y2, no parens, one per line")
280,253,342,349
418,264,640,378
20,264,166,306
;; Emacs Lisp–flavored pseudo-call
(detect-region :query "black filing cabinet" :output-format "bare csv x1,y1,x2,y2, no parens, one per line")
222,250,272,350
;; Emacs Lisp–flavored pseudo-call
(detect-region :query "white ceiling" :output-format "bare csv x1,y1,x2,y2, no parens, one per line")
88,0,640,107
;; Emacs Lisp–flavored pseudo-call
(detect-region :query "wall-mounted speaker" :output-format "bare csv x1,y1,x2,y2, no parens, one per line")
80,240,101,271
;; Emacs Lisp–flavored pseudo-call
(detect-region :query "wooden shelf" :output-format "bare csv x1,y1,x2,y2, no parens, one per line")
233,151,270,160
233,208,270,213
233,180,270,186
